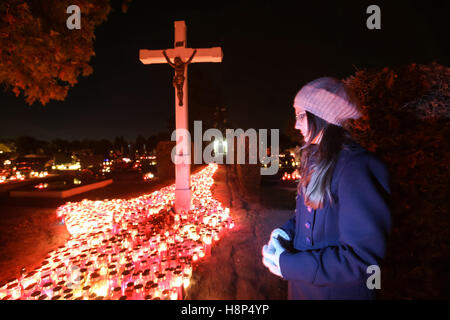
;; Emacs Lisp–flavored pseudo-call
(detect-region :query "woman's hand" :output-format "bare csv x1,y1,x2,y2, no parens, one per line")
268,228,292,253
262,251,282,277
262,228,290,277
269,228,290,245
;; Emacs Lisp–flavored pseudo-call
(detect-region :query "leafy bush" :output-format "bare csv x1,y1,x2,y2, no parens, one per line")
344,62,450,299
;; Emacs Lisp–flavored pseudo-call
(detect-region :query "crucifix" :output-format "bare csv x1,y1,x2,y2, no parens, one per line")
139,21,223,213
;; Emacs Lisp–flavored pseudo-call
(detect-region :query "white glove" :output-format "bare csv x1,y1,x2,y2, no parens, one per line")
267,228,290,255
262,255,282,277
270,228,290,244
262,235,286,277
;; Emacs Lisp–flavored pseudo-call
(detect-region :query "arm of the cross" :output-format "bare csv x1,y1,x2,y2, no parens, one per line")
140,47,223,64
185,49,197,64
162,50,175,67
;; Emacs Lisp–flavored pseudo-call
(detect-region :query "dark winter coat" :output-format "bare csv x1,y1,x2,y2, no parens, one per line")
279,142,392,300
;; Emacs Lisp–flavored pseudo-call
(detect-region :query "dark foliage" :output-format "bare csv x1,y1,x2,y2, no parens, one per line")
344,62,450,299
0,0,132,105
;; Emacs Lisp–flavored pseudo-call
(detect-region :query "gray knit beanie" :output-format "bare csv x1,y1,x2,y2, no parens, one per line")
293,77,362,126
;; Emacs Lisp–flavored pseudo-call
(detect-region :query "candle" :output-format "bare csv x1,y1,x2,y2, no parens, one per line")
120,269,131,287
62,288,72,296
134,284,144,300
30,290,41,300
170,287,178,300
42,282,53,299
111,286,122,299
182,273,190,289
161,289,169,300
85,261,94,273
108,270,118,289
125,281,134,294
92,279,108,298
82,285,91,299
52,285,63,297
132,270,142,285
63,293,74,300
23,283,37,299
7,283,21,300
21,271,37,289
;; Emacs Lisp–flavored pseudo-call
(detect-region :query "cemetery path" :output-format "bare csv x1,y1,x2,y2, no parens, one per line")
0,205,70,286
185,165,292,300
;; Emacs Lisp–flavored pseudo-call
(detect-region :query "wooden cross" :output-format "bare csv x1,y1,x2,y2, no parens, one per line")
139,21,223,213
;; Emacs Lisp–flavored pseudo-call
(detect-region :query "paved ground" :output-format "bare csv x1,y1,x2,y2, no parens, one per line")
185,166,294,300
0,165,296,299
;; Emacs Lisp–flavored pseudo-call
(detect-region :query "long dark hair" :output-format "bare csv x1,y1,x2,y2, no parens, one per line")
298,111,355,209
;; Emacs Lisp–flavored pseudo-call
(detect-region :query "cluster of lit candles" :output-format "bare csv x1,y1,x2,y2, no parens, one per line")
281,170,301,181
0,172,26,183
0,164,233,300
34,183,49,189
0,171,48,184
143,172,155,181
30,171,49,178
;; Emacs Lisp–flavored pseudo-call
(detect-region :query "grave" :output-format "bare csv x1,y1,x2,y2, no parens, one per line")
10,178,113,199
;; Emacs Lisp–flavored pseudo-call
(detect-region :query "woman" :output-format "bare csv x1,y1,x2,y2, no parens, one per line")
262,77,392,300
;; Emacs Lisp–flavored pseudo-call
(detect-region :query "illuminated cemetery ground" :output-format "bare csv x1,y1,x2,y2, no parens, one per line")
0,164,235,300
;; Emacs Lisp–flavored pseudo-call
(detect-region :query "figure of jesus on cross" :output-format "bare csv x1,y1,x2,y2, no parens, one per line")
162,49,197,106
140,21,223,213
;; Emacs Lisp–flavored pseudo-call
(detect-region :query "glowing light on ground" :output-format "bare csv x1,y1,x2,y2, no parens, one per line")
143,172,154,181
0,171,49,184
281,170,300,181
34,183,48,189
30,171,48,178
53,163,81,171
0,164,233,300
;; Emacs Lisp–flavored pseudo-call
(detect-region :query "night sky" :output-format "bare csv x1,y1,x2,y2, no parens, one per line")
0,0,448,142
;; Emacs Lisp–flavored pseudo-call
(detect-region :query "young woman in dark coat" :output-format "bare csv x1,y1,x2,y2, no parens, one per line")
262,77,392,300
